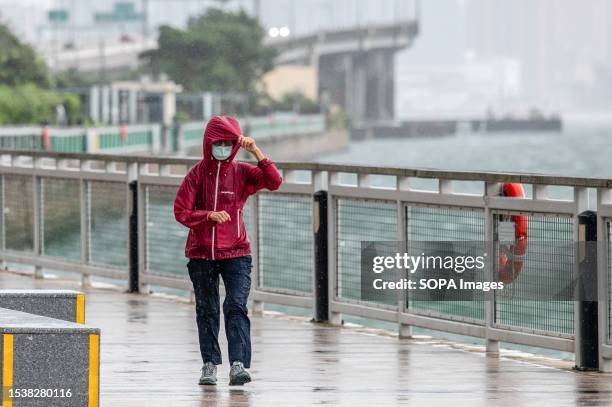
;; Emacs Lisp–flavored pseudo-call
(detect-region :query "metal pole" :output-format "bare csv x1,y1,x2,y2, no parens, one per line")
250,195,263,315
128,180,139,293
576,210,598,370
80,168,91,288
484,182,501,354
0,176,5,270
32,159,44,279
313,190,329,322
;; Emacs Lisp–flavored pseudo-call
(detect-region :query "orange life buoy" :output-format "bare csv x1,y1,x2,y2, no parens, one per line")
498,183,528,284
41,126,50,150
119,124,128,142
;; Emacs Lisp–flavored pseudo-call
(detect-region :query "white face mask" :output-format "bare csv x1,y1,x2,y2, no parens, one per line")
212,144,232,161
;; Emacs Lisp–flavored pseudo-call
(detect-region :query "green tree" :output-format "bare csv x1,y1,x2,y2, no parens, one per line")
0,23,84,125
0,84,58,124
0,23,52,88
275,91,320,114
140,8,277,93
0,85,82,125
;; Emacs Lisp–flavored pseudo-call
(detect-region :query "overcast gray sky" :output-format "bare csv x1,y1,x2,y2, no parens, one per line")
1,0,611,111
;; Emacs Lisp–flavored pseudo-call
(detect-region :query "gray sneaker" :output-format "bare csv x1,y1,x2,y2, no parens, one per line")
229,361,251,386
199,362,217,385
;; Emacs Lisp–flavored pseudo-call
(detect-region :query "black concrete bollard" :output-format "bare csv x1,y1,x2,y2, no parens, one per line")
576,210,598,371
313,190,329,323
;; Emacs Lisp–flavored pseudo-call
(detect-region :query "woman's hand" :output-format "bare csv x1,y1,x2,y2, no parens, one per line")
208,211,231,224
238,135,257,153
238,135,266,161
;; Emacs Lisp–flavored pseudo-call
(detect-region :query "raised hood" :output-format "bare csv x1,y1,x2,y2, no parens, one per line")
202,115,242,164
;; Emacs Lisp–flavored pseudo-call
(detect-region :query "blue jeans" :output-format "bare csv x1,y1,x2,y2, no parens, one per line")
187,256,252,368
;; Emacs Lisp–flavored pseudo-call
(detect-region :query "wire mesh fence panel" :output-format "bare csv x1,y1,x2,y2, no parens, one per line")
41,178,81,261
258,193,312,294
336,198,397,307
145,185,188,276
88,181,128,268
494,212,574,336
3,175,34,252
0,176,3,249
243,198,252,238
406,205,486,322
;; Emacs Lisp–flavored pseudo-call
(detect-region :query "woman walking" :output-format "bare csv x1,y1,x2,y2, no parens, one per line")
174,116,282,385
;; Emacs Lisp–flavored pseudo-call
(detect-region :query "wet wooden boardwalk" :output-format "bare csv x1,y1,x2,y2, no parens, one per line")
2,271,612,407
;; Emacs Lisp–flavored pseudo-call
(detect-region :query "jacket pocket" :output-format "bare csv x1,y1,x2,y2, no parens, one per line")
216,221,233,250
217,209,247,250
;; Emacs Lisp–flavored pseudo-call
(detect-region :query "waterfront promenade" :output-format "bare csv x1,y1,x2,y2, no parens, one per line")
2,270,612,407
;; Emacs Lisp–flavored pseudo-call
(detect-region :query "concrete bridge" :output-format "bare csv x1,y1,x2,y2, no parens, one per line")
270,21,419,126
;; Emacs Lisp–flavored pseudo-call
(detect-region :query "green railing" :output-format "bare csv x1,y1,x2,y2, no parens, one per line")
177,114,326,151
0,114,326,155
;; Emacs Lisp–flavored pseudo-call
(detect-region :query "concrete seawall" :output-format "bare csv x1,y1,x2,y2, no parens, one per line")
186,128,350,161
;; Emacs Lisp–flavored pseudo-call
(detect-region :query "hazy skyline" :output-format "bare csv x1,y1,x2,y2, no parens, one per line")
1,0,611,113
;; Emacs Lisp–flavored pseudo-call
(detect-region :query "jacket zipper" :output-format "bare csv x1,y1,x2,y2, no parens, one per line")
237,209,241,237
211,161,221,260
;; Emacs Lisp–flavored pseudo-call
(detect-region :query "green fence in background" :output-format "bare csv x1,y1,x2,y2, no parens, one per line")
51,134,87,153
0,113,326,155
177,113,326,152
97,127,155,153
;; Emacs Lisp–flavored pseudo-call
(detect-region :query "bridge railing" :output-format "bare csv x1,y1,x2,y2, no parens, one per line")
1,150,612,369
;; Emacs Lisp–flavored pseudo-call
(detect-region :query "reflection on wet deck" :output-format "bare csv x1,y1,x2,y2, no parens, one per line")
2,270,612,407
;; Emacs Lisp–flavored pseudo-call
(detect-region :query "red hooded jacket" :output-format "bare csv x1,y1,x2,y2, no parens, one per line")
174,116,282,260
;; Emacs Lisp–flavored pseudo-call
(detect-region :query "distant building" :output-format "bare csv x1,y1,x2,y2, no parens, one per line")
259,65,318,101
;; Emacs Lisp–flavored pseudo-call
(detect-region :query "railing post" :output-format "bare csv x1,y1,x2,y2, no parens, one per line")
574,187,591,368
151,124,161,154
128,163,140,293
173,122,182,154
327,172,342,325
439,179,453,194
597,188,612,372
398,176,412,338
313,189,329,322
0,173,5,270
80,160,91,288
33,158,43,279
533,184,549,200
485,182,502,355
576,210,598,370
250,194,263,315
160,124,168,154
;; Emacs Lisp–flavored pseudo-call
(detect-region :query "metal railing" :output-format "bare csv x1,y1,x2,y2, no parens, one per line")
2,150,612,370
0,113,326,155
